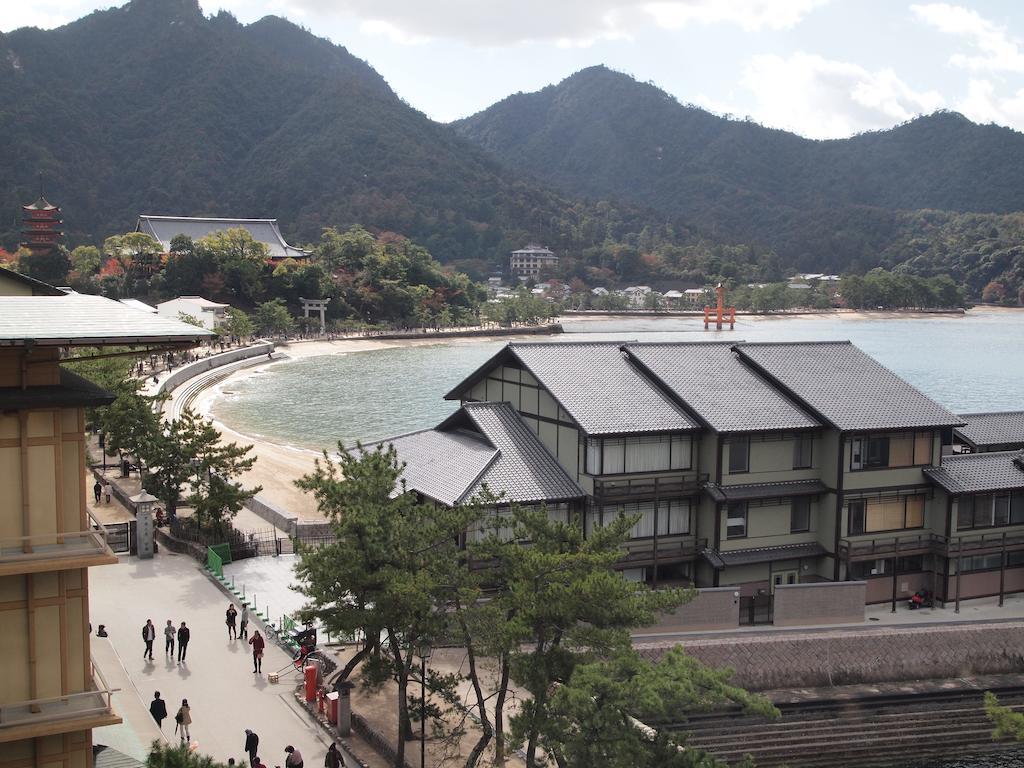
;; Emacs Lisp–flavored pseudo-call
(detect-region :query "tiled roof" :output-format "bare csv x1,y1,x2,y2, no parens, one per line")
955,411,1024,449
373,402,584,506
705,479,831,503
136,215,308,259
458,402,585,504
734,342,963,432
703,542,828,568
368,428,498,506
447,342,699,436
0,267,66,296
623,342,819,433
923,451,1024,494
0,293,214,347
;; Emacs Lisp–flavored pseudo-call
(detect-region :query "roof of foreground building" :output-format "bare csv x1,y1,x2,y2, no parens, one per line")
622,342,820,433
955,411,1024,450
369,402,584,506
924,451,1024,494
136,215,309,260
733,341,963,432
446,342,699,436
0,292,214,347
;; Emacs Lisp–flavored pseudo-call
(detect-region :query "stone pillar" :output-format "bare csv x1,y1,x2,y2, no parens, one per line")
136,505,154,559
335,680,354,736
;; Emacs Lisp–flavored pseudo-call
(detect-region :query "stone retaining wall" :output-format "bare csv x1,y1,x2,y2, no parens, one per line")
158,341,275,395
637,621,1024,691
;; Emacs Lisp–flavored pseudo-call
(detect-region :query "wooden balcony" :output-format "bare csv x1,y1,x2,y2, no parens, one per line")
593,473,709,503
839,530,1024,561
0,511,118,577
616,536,707,568
0,658,120,742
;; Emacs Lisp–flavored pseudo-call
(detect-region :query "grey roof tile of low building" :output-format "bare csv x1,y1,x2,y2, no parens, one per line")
459,402,585,503
136,215,308,259
955,411,1024,449
0,293,214,346
368,428,498,506
923,451,1024,494
623,342,819,432
506,342,700,435
705,479,831,503
734,341,963,432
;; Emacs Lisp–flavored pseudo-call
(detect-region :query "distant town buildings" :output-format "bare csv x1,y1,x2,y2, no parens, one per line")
136,215,310,261
157,295,229,330
21,194,63,256
510,244,558,279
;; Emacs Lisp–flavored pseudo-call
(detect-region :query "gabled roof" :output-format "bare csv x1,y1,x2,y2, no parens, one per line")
734,341,963,432
0,293,214,347
372,402,584,506
622,342,819,433
955,411,1024,450
136,215,309,260
158,296,229,310
0,267,66,296
923,451,1024,495
118,298,158,314
23,196,58,211
445,342,700,436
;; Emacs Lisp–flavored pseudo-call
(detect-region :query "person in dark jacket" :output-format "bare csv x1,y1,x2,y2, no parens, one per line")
244,729,259,767
249,630,265,673
142,619,156,660
149,691,167,729
177,621,190,663
324,743,343,768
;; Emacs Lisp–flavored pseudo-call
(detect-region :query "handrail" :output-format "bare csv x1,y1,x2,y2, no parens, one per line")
839,529,1024,559
0,527,111,562
0,656,118,728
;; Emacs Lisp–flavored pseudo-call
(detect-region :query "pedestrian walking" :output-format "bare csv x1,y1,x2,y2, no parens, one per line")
177,621,190,663
324,743,343,768
244,729,259,767
175,699,191,742
102,481,111,504
149,691,167,729
226,603,238,640
239,606,249,640
284,746,303,768
141,619,156,660
93,480,102,504
249,630,265,673
164,619,175,656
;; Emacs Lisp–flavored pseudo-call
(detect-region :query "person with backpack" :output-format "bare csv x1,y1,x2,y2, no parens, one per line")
175,699,191,742
249,630,265,673
149,691,167,730
141,619,156,660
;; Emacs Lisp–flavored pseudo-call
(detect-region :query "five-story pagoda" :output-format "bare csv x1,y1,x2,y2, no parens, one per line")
20,195,63,256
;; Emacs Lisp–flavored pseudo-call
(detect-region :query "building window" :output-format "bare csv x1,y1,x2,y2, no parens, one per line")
850,432,935,471
726,502,748,539
728,436,749,474
596,499,691,539
848,554,926,579
957,493,1024,530
793,434,813,469
847,494,926,535
790,497,811,532
584,435,692,475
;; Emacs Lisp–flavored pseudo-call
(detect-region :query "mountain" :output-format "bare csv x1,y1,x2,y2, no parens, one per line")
453,66,1024,276
0,1,684,273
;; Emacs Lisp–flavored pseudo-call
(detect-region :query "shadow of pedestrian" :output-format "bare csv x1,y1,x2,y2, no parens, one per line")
177,662,192,680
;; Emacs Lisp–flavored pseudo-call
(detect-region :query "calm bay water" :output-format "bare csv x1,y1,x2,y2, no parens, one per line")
210,310,1024,453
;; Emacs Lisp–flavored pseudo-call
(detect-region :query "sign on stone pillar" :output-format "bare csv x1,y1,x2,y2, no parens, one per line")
130,490,159,559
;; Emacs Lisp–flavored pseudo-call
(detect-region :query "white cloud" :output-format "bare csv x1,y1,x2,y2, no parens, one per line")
911,3,1024,73
276,0,827,46
957,78,1024,129
737,53,945,138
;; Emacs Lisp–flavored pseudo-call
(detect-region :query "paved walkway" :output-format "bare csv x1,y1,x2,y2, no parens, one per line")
89,550,386,767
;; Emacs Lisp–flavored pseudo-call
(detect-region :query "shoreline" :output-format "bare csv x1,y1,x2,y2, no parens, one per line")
190,306,1018,521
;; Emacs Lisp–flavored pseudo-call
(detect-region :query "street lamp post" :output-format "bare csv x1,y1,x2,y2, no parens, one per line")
419,642,432,768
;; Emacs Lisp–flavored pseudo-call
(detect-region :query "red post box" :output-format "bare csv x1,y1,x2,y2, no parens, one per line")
304,665,317,702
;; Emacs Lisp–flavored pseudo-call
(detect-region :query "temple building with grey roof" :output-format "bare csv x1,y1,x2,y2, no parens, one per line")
373,339,1024,615
135,214,310,261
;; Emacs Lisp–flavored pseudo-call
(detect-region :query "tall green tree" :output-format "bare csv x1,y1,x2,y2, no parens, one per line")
254,298,295,336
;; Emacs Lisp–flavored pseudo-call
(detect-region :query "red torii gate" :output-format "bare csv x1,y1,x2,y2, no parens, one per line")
704,283,735,330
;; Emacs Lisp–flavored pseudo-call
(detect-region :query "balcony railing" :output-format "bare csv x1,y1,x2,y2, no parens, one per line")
839,530,1024,561
0,510,116,575
617,536,707,567
593,473,709,502
0,658,118,740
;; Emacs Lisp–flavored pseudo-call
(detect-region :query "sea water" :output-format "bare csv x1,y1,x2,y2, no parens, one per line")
210,310,1024,451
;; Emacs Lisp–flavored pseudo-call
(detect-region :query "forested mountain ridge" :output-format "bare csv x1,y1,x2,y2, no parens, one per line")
0,0,691,275
453,65,1024,291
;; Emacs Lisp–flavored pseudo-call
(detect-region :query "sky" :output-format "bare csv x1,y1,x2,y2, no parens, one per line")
3,0,1024,139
